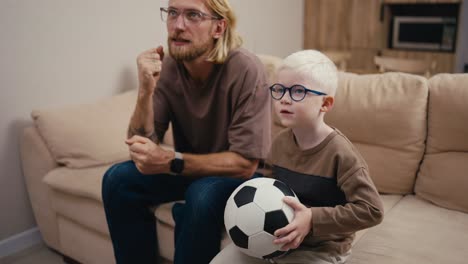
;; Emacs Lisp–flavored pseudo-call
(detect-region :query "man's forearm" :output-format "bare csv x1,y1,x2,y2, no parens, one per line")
181,152,259,179
127,91,158,143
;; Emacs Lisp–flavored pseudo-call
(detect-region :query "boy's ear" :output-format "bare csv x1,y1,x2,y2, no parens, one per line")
320,96,334,112
212,19,226,39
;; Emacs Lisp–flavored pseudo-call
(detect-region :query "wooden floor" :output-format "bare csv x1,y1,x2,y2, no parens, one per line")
0,243,63,264
0,243,173,264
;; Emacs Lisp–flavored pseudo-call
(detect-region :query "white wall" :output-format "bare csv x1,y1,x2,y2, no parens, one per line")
231,0,304,58
456,0,468,72
0,0,303,243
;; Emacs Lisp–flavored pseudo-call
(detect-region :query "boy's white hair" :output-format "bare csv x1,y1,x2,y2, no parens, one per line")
280,50,338,96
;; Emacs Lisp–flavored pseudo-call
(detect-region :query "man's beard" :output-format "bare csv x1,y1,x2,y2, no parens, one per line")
168,36,213,62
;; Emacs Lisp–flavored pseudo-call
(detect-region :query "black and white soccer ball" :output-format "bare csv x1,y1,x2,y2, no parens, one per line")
224,177,299,259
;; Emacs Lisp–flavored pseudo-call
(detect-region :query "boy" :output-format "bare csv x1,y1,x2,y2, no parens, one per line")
211,50,384,264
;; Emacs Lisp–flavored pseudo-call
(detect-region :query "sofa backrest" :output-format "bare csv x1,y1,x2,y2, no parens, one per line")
415,74,468,213
325,72,429,195
256,54,285,141
32,91,136,168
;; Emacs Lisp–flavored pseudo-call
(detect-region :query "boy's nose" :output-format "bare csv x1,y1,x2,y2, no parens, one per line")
280,95,292,104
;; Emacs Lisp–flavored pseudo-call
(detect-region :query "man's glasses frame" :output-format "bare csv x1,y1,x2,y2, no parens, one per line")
160,7,220,25
269,83,327,102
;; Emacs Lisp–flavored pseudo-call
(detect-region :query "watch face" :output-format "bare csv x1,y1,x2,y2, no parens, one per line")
171,158,184,174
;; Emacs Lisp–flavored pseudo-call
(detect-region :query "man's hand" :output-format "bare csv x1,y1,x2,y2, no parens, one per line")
137,46,165,94
273,196,312,251
125,135,174,175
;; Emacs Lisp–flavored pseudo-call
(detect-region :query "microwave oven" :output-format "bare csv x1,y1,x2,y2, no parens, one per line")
392,16,457,52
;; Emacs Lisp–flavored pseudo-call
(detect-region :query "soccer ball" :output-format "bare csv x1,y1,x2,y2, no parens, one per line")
224,177,299,259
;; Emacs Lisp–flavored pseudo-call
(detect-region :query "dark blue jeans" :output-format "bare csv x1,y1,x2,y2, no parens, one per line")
102,160,248,264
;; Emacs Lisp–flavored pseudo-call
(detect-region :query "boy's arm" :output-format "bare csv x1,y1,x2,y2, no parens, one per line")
310,167,384,236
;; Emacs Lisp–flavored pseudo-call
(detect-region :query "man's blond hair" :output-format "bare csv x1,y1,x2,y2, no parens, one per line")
205,0,243,63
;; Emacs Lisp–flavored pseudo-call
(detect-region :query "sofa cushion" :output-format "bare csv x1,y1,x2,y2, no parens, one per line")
155,194,401,228
415,74,468,213
57,216,115,264
43,164,230,263
51,188,109,237
32,90,137,168
153,194,403,262
353,194,402,245
43,165,110,202
256,54,283,85
349,195,468,264
43,164,404,262
42,165,114,238
326,72,428,194
256,54,286,140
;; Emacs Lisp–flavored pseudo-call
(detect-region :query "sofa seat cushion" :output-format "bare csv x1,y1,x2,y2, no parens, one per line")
57,216,115,264
43,165,111,236
154,201,182,227
153,194,403,260
416,74,468,213
154,195,402,231
326,72,428,194
43,165,404,261
43,165,110,202
349,195,468,264
354,194,402,245
50,188,110,236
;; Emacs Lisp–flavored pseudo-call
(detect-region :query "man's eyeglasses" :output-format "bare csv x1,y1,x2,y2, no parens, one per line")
160,7,220,25
269,83,327,102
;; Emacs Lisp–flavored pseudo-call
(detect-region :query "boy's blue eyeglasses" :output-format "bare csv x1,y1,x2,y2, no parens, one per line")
269,83,327,102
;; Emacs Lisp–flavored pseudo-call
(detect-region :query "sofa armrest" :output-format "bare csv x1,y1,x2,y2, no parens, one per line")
20,126,61,251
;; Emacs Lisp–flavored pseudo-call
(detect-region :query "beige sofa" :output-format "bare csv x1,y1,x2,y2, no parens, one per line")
20,55,468,264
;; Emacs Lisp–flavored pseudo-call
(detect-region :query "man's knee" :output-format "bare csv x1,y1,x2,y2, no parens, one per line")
102,160,138,202
184,177,243,216
184,178,216,210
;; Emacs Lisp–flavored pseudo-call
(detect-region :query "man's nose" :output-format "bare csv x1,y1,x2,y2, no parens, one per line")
174,14,186,30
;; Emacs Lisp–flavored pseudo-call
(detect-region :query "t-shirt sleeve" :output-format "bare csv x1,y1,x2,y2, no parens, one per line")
228,60,271,160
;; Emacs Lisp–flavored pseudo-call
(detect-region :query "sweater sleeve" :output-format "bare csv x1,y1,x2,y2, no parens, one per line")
310,167,384,236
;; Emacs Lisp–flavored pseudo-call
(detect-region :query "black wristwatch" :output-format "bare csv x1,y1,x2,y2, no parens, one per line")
170,152,184,174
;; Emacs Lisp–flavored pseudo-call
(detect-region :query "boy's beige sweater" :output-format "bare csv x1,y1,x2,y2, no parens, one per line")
268,128,384,254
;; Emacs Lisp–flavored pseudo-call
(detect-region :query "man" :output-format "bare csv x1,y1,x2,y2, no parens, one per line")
101,0,271,263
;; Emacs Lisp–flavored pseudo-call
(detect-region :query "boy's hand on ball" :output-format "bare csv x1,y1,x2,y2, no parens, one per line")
273,196,312,251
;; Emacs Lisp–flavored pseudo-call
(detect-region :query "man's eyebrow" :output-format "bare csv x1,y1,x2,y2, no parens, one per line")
185,8,204,13
167,7,202,12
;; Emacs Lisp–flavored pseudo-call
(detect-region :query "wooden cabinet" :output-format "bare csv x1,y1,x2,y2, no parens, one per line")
304,0,383,72
303,0,458,74
304,0,383,50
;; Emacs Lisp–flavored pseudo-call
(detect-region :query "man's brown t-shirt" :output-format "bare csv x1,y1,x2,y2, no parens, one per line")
153,48,271,159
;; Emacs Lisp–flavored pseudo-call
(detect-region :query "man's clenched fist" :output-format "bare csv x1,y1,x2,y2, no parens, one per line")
136,45,165,94
126,135,174,175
